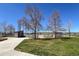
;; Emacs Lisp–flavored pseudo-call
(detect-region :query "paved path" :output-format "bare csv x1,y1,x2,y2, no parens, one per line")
0,37,35,56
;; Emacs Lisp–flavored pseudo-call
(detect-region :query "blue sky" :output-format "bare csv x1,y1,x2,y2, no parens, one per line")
0,3,79,32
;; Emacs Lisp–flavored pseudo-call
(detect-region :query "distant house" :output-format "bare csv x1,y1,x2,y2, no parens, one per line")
0,30,79,38
23,31,63,38
13,31,63,38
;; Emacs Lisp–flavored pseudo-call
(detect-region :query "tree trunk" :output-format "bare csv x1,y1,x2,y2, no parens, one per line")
34,27,37,39
34,30,36,39
54,32,56,39
54,19,57,39
69,29,71,38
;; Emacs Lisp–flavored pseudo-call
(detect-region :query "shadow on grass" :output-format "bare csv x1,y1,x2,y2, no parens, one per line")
28,37,72,41
32,37,72,42
34,38,54,40
60,37,71,41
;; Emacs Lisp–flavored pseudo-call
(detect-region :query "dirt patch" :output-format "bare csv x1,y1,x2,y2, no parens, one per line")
0,37,7,41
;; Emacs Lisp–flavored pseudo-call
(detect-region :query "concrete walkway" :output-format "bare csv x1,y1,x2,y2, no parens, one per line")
0,37,35,56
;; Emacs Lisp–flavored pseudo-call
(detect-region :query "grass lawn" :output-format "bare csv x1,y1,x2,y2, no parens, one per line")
15,37,79,56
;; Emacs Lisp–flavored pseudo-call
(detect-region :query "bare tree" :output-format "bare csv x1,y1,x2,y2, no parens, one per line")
48,11,62,38
1,22,15,36
6,24,15,34
17,19,21,31
25,6,43,39
67,19,72,37
17,17,31,33
1,21,8,34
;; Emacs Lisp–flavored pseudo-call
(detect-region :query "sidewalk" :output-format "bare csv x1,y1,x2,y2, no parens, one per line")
0,37,35,56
